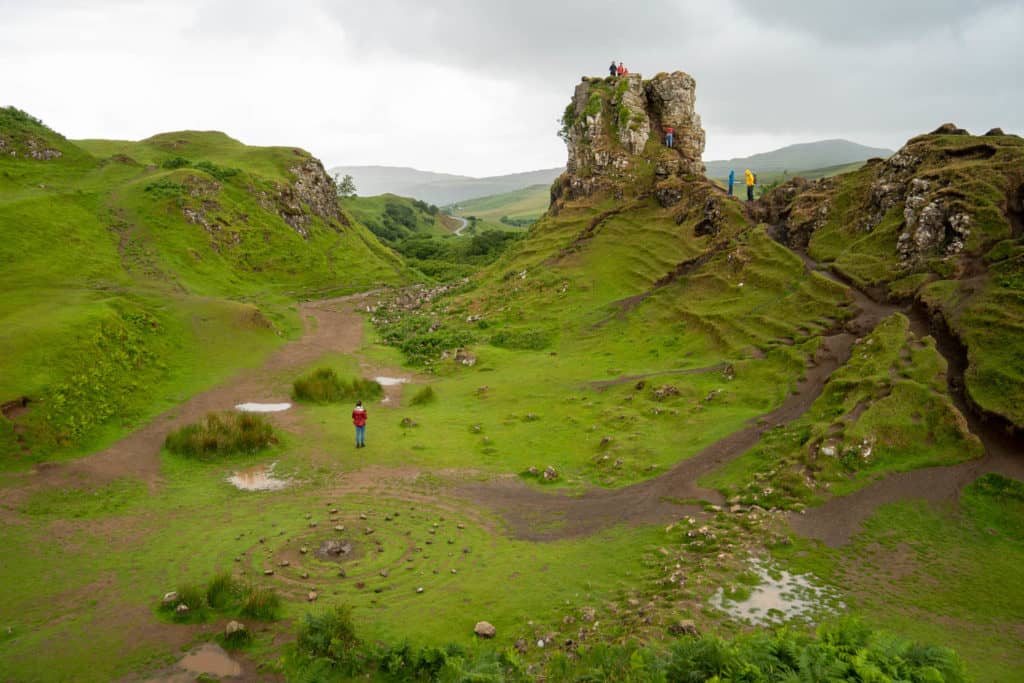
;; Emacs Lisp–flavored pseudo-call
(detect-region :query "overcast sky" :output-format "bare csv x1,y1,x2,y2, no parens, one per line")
2,0,1022,177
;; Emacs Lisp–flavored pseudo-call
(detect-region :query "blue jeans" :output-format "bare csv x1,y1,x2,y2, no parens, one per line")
665,133,673,147
355,425,365,446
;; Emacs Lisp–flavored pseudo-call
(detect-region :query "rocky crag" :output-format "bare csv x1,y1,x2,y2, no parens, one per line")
756,123,1024,428
553,71,706,208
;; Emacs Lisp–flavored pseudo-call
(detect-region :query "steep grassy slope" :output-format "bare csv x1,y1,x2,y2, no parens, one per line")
0,108,409,465
766,129,1024,427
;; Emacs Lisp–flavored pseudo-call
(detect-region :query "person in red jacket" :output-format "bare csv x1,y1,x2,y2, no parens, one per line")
617,62,625,76
664,125,674,148
352,401,367,448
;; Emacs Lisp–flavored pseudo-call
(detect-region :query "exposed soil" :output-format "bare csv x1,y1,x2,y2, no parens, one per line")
1,396,30,421
12,295,370,497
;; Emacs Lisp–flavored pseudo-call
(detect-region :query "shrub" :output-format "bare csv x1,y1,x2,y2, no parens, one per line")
490,328,552,351
206,571,244,610
409,386,436,406
164,412,277,458
161,156,191,169
194,160,240,181
240,586,281,621
292,368,383,404
295,606,366,674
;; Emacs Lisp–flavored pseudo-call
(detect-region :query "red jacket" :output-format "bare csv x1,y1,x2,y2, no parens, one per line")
352,408,367,427
616,64,625,75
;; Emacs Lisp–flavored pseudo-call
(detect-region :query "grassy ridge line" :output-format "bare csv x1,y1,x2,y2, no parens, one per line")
0,107,411,464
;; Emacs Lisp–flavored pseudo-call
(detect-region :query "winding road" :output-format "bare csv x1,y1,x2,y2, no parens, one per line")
450,215,469,236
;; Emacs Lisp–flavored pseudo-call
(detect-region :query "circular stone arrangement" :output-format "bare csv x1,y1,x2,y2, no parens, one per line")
235,499,488,605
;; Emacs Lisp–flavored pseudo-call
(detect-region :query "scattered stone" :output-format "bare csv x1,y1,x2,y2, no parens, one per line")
668,619,699,636
455,348,477,366
360,513,368,520
225,620,246,637
264,569,274,576
580,607,596,623
364,528,375,535
301,571,309,579
175,604,190,615
279,560,290,567
515,638,528,654
654,385,680,400
416,587,424,594
542,466,559,481
474,621,496,638
380,569,389,577
307,591,318,602
161,591,179,607
300,546,308,554
704,389,722,402
308,522,317,528
400,417,418,428
334,525,345,532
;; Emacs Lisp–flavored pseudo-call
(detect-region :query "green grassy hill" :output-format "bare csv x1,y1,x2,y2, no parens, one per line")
0,107,409,465
445,183,549,225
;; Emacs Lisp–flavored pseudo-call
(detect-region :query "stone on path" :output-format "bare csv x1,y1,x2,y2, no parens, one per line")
474,621,496,638
161,591,179,606
225,620,246,637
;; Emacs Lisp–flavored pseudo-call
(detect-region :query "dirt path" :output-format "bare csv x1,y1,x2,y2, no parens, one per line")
460,287,890,540
789,256,1024,545
14,295,371,496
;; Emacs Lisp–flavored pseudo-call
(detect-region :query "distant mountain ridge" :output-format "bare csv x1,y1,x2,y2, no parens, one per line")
329,165,564,205
704,139,893,178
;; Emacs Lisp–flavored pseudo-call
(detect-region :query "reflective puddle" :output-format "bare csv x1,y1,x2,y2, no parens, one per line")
709,558,844,625
228,463,289,491
235,402,291,412
374,377,407,386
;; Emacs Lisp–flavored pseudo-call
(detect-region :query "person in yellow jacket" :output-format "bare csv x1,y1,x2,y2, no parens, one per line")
745,169,755,201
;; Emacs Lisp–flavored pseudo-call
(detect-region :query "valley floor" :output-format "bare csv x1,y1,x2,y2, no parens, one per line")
2,258,1022,681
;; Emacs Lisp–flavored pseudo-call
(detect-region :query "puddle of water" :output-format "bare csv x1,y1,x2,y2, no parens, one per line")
228,463,289,491
178,643,241,677
709,559,843,626
235,402,291,412
374,377,407,386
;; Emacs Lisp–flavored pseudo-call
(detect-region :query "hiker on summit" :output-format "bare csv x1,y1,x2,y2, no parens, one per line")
352,400,367,448
664,125,674,148
728,169,735,196
617,62,626,76
609,60,617,77
745,168,755,201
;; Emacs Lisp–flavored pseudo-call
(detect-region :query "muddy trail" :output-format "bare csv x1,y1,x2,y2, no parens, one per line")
8,295,373,498
461,266,903,541
465,233,1024,543
789,256,1024,546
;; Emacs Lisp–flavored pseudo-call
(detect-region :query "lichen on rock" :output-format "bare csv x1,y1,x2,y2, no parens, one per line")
556,70,705,205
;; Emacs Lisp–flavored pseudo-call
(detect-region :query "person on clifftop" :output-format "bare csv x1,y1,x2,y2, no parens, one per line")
352,401,367,448
664,125,674,148
609,61,617,77
745,168,755,201
617,62,626,76
728,169,735,196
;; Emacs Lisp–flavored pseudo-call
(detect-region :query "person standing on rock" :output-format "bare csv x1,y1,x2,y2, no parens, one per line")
609,61,617,77
664,125,674,148
728,169,735,196
617,62,626,76
352,401,367,448
745,168,755,201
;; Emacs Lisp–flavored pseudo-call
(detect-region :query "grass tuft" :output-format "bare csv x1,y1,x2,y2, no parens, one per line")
292,368,383,404
164,412,277,458
240,586,282,621
409,385,436,406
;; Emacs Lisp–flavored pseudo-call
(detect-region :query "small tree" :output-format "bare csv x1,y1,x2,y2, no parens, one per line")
333,172,357,198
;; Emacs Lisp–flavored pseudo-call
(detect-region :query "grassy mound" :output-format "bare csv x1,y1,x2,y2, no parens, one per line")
164,412,277,457
292,368,383,404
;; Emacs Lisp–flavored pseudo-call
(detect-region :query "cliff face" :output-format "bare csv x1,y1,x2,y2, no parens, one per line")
556,71,705,203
